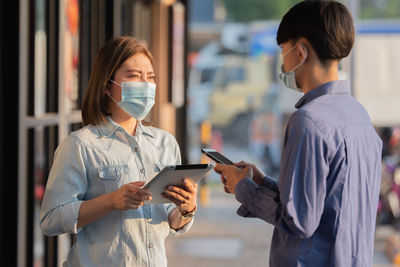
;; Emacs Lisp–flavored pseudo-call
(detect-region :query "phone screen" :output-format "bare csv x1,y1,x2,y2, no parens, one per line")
202,149,234,165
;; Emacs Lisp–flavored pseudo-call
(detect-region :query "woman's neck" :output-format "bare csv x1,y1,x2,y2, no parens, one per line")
107,99,138,135
110,113,138,136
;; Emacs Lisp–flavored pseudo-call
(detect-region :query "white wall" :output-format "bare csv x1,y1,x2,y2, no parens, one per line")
353,34,400,127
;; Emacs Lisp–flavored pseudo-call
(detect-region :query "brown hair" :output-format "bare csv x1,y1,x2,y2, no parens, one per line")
276,0,355,63
81,36,154,126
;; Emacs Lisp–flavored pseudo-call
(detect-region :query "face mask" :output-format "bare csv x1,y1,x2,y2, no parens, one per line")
278,44,307,92
108,80,156,120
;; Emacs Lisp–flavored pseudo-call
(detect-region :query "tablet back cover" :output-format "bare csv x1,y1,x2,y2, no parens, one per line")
143,164,213,205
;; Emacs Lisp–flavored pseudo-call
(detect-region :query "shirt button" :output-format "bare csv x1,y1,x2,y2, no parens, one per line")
148,244,153,248
140,169,145,174
146,218,152,223
134,147,138,152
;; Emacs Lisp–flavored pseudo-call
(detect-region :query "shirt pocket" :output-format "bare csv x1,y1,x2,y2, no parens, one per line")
147,163,168,180
153,163,167,173
97,165,129,193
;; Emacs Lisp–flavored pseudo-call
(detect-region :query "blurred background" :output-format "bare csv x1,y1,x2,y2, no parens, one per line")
1,0,400,266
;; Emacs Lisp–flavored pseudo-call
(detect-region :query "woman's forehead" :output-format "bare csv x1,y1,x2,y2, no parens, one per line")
121,53,153,71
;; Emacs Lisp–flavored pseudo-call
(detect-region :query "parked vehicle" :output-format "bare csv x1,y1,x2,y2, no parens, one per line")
187,41,224,126
208,54,270,144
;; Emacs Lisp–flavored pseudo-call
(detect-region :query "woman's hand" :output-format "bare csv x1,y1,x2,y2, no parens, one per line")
234,161,266,186
111,181,152,210
77,181,151,229
162,178,197,214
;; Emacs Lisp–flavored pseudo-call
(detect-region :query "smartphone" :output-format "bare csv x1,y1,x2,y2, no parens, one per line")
201,148,234,165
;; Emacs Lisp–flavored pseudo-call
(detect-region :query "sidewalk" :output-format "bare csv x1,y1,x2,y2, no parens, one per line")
374,225,398,267
166,186,273,267
166,186,395,267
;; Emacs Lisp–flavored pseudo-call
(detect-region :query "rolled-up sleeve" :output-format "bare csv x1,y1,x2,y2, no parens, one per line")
40,134,87,236
164,135,194,236
166,203,194,236
236,111,330,239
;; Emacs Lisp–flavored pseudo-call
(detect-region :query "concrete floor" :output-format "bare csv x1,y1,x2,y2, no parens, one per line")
166,187,396,267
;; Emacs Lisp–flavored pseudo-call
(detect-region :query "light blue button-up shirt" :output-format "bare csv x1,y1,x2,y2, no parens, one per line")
40,117,193,267
236,81,383,267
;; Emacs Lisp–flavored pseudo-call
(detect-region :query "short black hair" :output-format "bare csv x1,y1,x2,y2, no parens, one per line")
277,0,354,62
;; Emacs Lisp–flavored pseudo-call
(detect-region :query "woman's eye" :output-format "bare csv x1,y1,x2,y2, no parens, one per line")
148,76,155,80
129,74,140,79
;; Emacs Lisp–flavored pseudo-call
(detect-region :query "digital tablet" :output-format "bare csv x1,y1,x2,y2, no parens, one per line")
143,164,214,205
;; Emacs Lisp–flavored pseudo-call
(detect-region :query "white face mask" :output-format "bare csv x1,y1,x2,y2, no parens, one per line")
108,80,156,120
278,44,307,92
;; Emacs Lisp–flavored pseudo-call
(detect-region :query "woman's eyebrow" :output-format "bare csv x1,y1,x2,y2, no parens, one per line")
125,69,154,74
126,69,142,73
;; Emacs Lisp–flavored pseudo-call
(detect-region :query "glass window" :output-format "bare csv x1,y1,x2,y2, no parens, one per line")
30,125,58,267
63,0,80,111
34,0,47,116
224,67,245,84
200,68,217,83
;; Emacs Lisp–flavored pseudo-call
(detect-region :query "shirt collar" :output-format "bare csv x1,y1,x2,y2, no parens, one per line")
99,117,155,138
295,80,351,109
136,120,156,138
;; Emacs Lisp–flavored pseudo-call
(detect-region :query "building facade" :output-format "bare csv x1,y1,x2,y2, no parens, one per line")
0,0,189,266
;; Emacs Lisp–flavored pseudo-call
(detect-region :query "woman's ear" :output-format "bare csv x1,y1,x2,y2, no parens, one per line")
104,87,111,97
105,79,114,96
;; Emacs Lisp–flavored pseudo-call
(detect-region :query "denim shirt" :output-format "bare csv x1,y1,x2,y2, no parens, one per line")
40,117,193,267
235,81,383,267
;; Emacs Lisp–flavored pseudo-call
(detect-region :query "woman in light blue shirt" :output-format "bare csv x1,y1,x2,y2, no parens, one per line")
40,36,197,267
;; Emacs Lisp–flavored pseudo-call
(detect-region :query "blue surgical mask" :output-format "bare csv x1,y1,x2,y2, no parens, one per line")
278,44,307,92
108,80,156,120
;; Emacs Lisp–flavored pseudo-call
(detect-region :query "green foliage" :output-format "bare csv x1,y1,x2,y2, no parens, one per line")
223,0,400,22
223,0,302,22
360,0,400,19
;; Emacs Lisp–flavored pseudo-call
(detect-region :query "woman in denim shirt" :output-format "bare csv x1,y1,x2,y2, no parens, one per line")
40,36,197,267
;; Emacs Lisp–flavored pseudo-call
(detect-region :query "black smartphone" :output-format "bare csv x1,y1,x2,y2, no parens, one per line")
201,148,234,165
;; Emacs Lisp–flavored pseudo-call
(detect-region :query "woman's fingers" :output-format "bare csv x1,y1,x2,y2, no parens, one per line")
117,198,143,210
162,192,186,204
130,181,146,188
127,201,144,210
162,181,198,205
127,201,143,209
135,189,152,201
126,183,152,201
164,186,190,201
182,178,197,193
113,182,154,210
